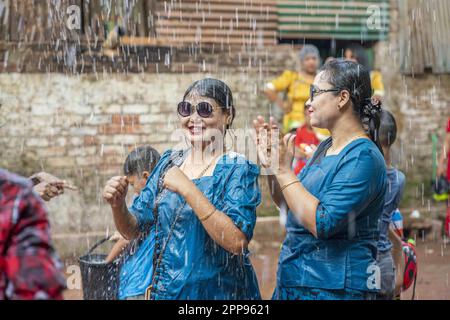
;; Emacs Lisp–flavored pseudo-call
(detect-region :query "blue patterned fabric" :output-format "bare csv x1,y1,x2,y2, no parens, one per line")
275,138,387,298
128,149,261,300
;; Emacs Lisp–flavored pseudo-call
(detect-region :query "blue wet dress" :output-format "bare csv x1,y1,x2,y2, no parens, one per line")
129,149,262,300
273,138,387,300
118,229,155,300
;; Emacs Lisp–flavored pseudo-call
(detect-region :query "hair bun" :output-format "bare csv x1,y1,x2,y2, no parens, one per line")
361,98,382,118
370,97,382,108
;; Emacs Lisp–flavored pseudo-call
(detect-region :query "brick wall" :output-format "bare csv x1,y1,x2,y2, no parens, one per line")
1,0,450,257
373,0,450,208
0,65,289,241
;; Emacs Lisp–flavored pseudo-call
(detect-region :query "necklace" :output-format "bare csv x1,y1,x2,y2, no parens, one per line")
328,133,368,155
182,153,222,179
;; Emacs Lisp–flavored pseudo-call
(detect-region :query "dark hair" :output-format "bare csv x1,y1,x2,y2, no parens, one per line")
183,78,235,130
321,59,383,153
379,109,397,147
345,44,371,71
123,145,161,176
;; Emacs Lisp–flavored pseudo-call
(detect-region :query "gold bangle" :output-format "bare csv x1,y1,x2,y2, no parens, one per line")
200,208,217,222
280,180,300,192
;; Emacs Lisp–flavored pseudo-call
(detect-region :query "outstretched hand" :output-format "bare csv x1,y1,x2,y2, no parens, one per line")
30,172,77,201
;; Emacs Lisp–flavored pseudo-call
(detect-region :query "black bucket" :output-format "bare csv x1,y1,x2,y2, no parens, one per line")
78,236,120,300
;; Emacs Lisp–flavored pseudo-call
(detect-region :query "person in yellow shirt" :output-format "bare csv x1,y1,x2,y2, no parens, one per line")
344,44,385,101
264,45,329,137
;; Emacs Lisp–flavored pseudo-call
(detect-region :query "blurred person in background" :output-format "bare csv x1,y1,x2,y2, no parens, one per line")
344,43,385,102
264,44,329,140
0,169,66,300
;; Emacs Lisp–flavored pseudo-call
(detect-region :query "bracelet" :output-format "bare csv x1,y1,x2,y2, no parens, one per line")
280,180,300,192
199,208,217,222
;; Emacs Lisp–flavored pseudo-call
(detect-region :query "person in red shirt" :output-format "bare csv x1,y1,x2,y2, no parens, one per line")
0,169,66,300
293,107,321,175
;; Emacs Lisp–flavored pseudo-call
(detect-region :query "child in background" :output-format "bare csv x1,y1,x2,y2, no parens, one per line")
377,110,406,300
104,145,161,300
293,106,320,175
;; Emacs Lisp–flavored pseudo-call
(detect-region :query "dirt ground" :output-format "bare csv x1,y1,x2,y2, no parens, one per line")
250,238,450,300
63,237,450,300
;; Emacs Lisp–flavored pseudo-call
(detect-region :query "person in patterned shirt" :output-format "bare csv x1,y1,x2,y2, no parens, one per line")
0,169,66,300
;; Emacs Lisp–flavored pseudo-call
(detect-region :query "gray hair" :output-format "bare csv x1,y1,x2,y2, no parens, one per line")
298,44,321,66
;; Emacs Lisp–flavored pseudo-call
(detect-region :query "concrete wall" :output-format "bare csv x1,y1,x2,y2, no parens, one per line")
0,71,275,231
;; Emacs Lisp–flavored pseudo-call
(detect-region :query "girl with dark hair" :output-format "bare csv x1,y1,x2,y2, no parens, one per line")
254,60,387,300
376,110,406,300
103,78,261,300
344,43,385,101
104,145,161,300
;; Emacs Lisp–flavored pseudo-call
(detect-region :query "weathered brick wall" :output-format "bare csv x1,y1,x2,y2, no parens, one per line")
0,70,283,237
1,42,449,242
374,0,450,208
1,0,449,257
0,45,299,237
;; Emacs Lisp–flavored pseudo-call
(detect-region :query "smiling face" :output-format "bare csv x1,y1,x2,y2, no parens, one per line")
305,71,343,129
179,92,230,147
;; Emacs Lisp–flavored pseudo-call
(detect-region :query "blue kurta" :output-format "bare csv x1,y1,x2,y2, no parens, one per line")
274,138,387,300
128,149,261,300
377,168,405,253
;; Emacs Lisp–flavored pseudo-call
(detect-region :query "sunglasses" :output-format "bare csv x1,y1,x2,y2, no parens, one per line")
310,85,340,102
177,101,216,118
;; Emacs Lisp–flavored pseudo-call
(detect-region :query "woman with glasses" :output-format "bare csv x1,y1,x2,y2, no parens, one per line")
253,60,387,300
103,78,261,300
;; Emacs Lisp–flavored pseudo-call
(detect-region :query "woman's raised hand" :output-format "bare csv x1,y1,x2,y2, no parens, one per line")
252,115,296,175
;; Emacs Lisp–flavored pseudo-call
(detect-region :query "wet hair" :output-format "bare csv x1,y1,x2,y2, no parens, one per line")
299,44,322,66
123,145,161,177
345,44,371,71
182,78,235,130
379,109,397,147
320,59,383,153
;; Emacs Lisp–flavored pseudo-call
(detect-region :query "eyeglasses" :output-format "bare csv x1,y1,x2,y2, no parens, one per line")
309,85,340,102
177,101,215,118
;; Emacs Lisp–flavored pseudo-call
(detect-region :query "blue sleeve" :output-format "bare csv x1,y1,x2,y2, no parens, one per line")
129,149,172,231
315,149,385,240
393,171,406,211
129,185,157,232
221,160,261,241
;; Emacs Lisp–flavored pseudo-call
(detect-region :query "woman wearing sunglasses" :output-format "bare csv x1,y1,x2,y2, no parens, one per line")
253,60,387,300
103,78,261,300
